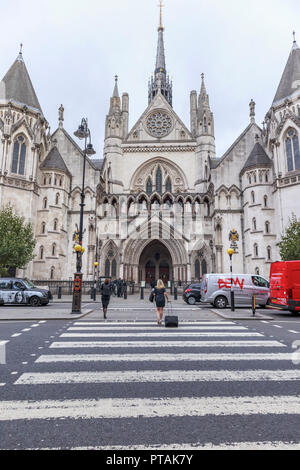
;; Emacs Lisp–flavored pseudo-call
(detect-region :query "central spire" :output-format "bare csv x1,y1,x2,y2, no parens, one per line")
148,1,172,107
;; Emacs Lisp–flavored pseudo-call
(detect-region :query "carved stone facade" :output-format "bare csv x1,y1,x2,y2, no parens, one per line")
1,20,300,283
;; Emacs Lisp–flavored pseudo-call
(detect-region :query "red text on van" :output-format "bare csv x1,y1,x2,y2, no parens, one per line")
218,278,245,290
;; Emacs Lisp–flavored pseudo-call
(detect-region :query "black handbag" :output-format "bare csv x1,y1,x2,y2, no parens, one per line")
149,290,154,302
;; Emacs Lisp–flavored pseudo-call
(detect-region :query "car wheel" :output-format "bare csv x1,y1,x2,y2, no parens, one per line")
29,296,42,307
187,296,196,305
214,296,227,309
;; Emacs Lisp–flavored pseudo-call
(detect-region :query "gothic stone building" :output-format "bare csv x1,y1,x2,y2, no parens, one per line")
1,17,300,283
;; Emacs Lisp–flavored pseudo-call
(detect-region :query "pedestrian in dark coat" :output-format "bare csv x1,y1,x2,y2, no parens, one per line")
101,279,112,319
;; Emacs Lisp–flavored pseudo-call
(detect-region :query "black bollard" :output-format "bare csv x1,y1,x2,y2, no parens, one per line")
140,287,144,300
174,286,178,301
58,286,62,299
124,287,127,300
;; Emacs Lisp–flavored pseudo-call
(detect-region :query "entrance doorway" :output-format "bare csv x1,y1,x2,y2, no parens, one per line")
139,240,173,286
145,260,155,285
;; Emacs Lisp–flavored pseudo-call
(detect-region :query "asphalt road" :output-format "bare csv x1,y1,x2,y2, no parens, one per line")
0,315,299,450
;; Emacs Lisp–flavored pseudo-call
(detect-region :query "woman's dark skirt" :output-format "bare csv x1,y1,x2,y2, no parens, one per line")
101,295,110,308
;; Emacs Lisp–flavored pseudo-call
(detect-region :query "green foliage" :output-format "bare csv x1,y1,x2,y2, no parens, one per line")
0,205,36,275
278,214,300,261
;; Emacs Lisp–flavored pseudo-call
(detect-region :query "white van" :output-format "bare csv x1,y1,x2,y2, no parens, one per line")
201,273,270,309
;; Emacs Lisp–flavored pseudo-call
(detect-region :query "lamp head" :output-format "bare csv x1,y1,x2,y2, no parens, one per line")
74,121,89,140
86,143,96,155
227,248,234,256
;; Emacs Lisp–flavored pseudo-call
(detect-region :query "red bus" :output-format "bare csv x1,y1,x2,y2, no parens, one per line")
270,261,300,314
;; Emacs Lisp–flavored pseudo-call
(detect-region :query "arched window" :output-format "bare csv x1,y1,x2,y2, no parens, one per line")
41,222,46,234
195,259,200,279
55,193,60,205
255,267,260,275
252,218,257,231
254,243,258,257
264,195,268,208
177,199,184,213
40,246,44,260
201,259,207,276
54,219,58,231
43,176,47,185
105,259,110,277
285,128,300,171
43,198,47,209
156,167,162,194
165,176,172,193
111,259,117,278
50,267,55,280
248,175,252,185
251,191,255,204
216,225,222,245
267,246,272,261
265,221,270,234
164,197,172,209
254,172,257,183
204,198,210,216
11,135,26,175
52,243,56,256
146,178,153,195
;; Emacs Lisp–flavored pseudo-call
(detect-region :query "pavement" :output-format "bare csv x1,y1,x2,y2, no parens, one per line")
0,292,294,321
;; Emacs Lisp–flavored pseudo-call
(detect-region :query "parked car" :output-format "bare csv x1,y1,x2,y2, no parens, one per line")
270,261,300,314
200,273,270,308
183,283,201,305
0,278,51,307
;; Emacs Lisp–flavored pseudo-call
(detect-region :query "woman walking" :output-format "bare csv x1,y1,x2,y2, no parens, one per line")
153,279,169,325
101,278,112,319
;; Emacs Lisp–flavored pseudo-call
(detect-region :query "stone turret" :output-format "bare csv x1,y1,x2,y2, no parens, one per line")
192,74,216,192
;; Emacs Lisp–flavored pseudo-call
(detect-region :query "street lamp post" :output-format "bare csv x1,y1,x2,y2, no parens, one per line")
93,262,99,301
227,248,235,312
71,118,96,314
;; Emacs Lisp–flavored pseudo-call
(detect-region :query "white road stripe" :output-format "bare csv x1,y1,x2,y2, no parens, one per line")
289,330,299,334
11,333,22,337
60,332,263,338
35,352,294,363
14,369,300,385
0,395,299,421
73,321,235,326
48,441,300,450
67,326,248,331
50,340,285,348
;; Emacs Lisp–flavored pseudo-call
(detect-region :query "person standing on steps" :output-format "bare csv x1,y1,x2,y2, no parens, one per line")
101,278,112,319
153,279,169,325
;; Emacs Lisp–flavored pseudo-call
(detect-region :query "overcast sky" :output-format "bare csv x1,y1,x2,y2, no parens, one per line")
1,0,299,158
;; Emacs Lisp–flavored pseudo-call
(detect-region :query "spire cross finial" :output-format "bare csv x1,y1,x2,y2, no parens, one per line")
293,31,296,43
17,43,24,61
115,75,118,82
158,0,164,31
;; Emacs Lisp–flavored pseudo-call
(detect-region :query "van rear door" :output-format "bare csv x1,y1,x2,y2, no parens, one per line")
270,268,287,307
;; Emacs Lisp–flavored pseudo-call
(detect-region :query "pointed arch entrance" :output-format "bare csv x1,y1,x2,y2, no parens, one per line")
139,240,172,285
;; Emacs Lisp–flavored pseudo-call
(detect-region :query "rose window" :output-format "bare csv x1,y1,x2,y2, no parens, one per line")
146,112,172,138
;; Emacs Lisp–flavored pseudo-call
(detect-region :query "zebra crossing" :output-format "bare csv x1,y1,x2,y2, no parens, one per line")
1,320,300,449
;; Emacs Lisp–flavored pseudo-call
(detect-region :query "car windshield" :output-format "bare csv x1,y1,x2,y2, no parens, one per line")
23,279,35,289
